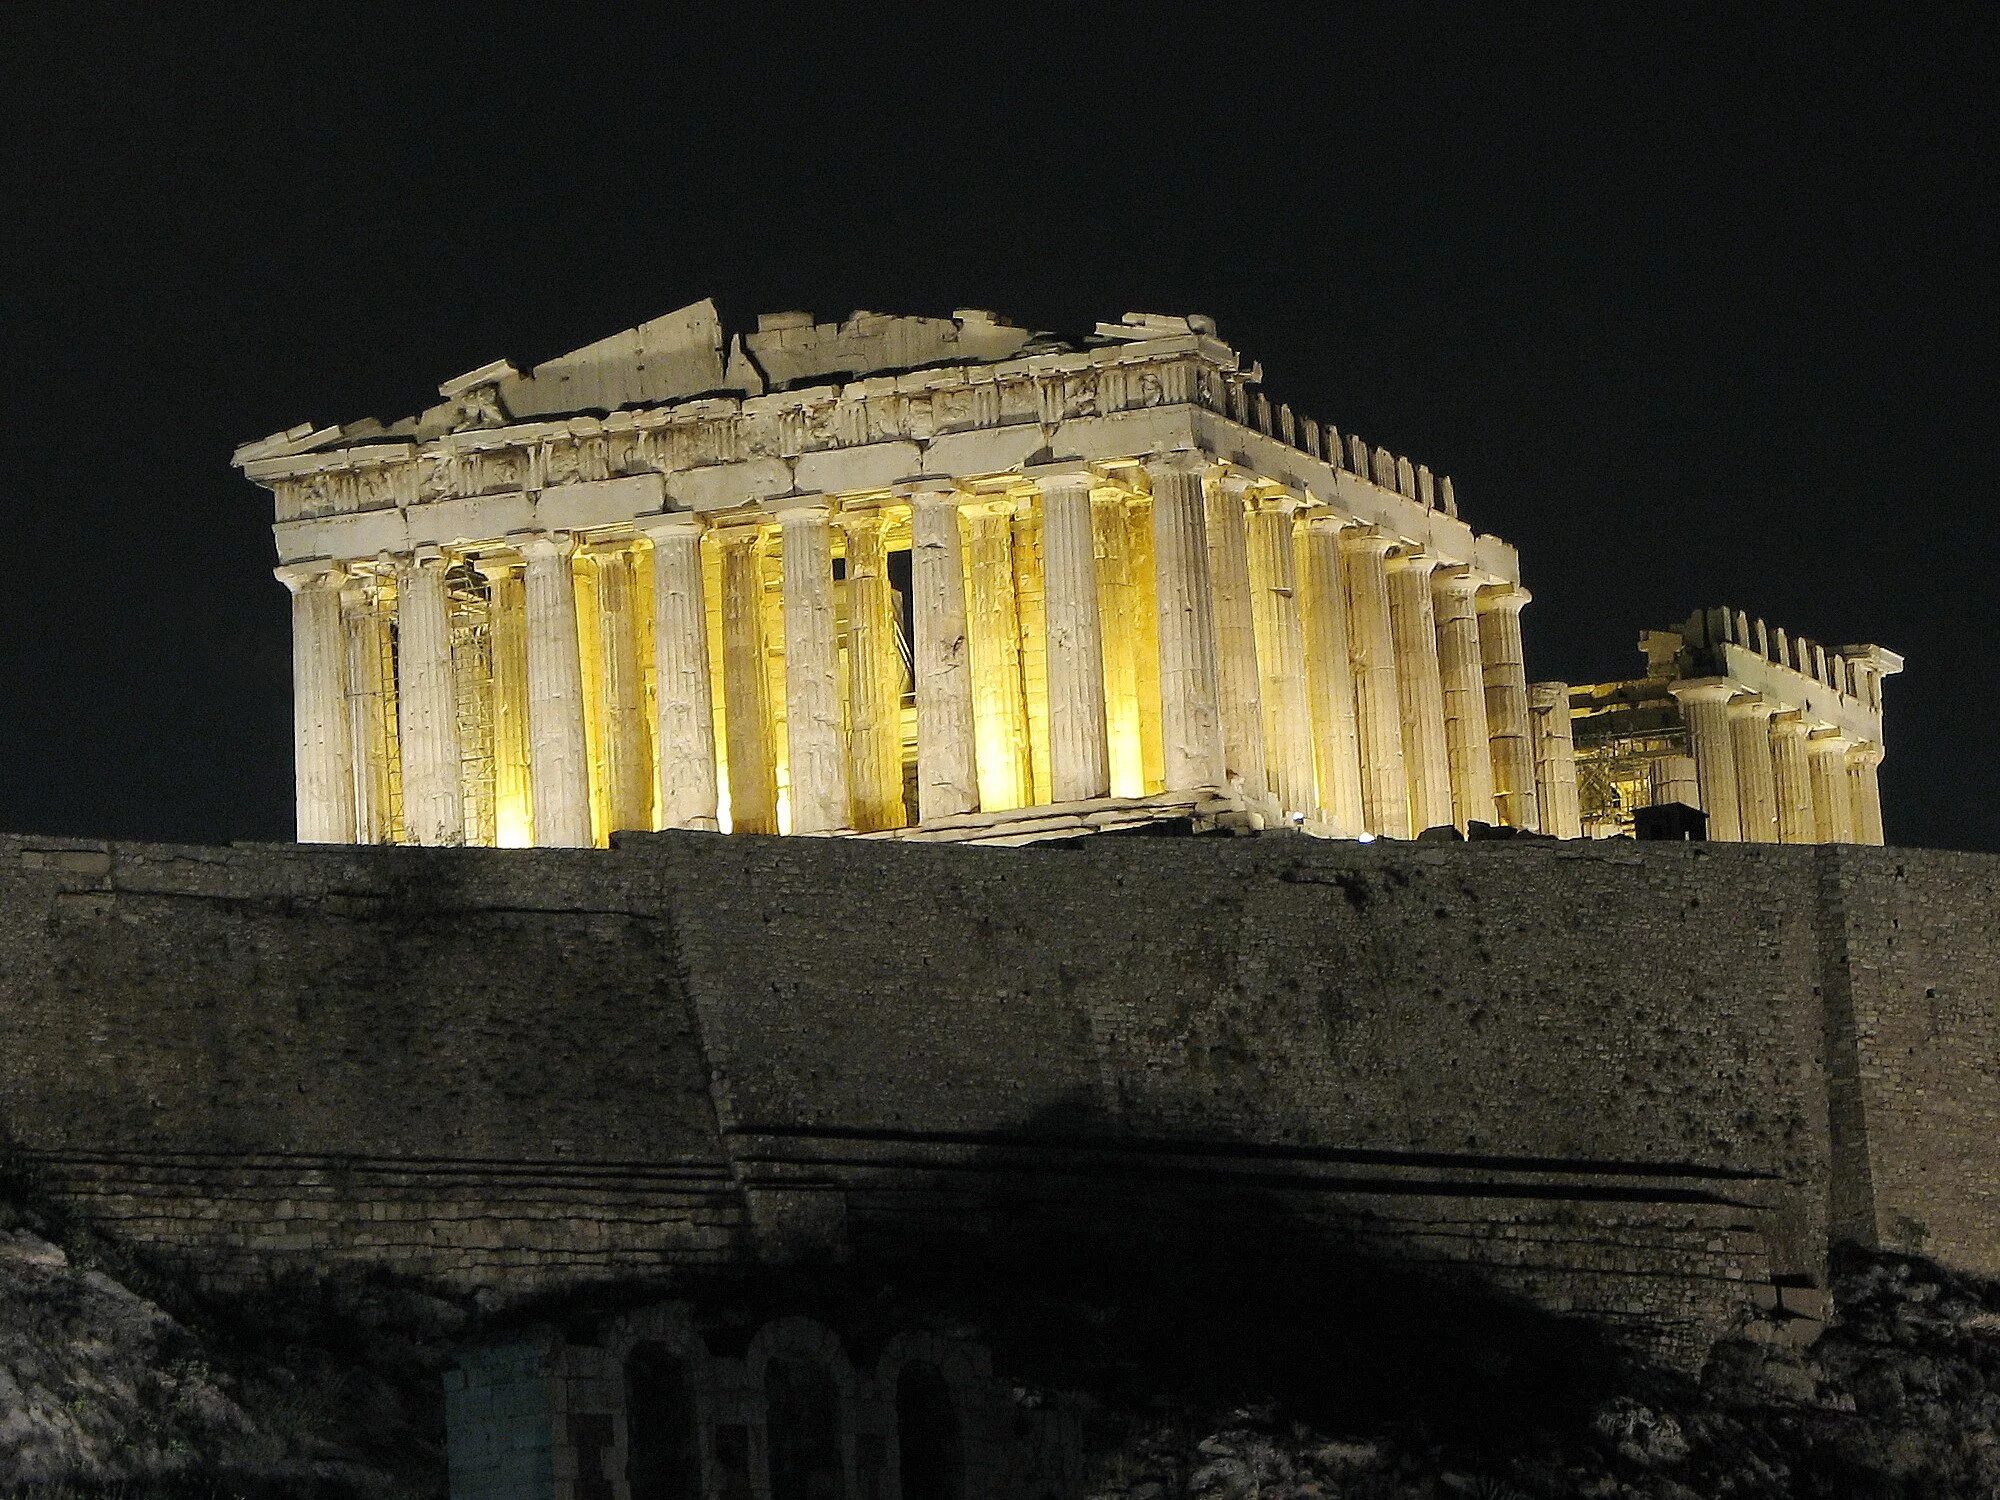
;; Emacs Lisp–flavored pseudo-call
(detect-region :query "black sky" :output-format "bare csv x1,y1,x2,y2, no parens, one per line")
3,8,1994,852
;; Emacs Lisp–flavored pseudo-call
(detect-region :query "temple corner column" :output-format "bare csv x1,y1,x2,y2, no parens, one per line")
1668,678,1743,842
1144,454,1224,794
275,559,357,844
1847,740,1886,846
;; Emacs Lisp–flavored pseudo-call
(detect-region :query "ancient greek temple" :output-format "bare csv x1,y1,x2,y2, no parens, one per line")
235,301,1591,848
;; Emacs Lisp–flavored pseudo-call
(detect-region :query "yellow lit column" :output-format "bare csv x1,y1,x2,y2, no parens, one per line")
1208,474,1270,805
1669,679,1742,841
276,560,356,844
1297,510,1366,836
1245,494,1315,820
964,498,1031,810
1769,712,1818,844
1476,584,1539,831
1729,696,1780,844
473,556,533,847
588,542,654,838
1385,551,1453,834
1144,456,1224,792
838,506,908,830
1808,732,1855,843
395,548,464,846
910,491,979,821
716,525,778,835
1039,472,1111,803
1341,527,1410,838
1091,485,1147,798
1432,567,1496,830
634,513,719,831
1527,682,1582,838
777,500,848,834
519,533,593,848
1847,741,1886,846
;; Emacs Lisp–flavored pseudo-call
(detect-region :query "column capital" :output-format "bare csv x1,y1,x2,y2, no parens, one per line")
710,520,766,550
908,487,964,512
631,509,705,540
1246,489,1301,517
1527,680,1571,710
1337,523,1397,557
768,494,834,525
833,502,891,533
1035,469,1095,498
1847,740,1885,767
274,559,345,594
1807,729,1853,757
1668,676,1740,706
1384,547,1438,576
1726,694,1777,722
470,552,522,583
1770,710,1813,739
407,545,452,571
1475,581,1531,614
511,531,574,564
1296,504,1351,535
1431,564,1485,600
1144,449,1211,477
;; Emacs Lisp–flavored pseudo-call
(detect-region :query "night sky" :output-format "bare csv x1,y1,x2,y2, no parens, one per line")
5,11,1994,852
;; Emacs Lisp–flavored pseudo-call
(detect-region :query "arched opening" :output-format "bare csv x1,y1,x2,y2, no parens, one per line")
626,1342,702,1500
895,1363,962,1500
765,1355,846,1500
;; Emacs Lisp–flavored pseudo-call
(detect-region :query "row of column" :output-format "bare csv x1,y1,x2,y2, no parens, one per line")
1668,678,1887,844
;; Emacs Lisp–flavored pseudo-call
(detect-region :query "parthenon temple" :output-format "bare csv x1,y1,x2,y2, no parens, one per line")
236,301,1891,849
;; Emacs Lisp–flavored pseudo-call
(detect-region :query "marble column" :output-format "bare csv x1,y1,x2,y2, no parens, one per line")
964,500,1031,810
1650,754,1702,814
1431,567,1497,830
716,525,778,835
1245,494,1314,820
1769,712,1818,844
518,533,593,848
277,561,356,844
473,556,533,848
1039,473,1111,804
1341,527,1410,838
634,514,719,832
1476,584,1539,832
1669,679,1742,842
777,500,848,834
588,543,654,837
1207,475,1270,805
1847,741,1886,846
1809,732,1856,843
1527,682,1582,838
1728,697,1780,844
1386,551,1453,834
1145,457,1224,792
838,506,908,830
341,576,397,844
1092,487,1147,798
910,491,979,821
1297,510,1366,836
395,548,465,846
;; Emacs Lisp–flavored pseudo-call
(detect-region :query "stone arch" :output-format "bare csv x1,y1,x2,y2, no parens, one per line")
747,1317,856,1500
624,1340,703,1500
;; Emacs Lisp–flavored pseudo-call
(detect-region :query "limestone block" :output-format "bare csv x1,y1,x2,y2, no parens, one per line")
540,475,667,532
793,441,924,495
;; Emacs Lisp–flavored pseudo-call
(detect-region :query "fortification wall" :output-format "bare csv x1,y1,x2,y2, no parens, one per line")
0,831,1993,1369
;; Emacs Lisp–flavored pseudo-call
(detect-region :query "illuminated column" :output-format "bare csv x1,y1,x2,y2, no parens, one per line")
1668,680,1742,842
1341,527,1410,838
1476,584,1539,831
473,556,533,847
518,533,593,848
1650,754,1701,812
1847,741,1886,846
1432,567,1496,829
1297,510,1365,836
1385,551,1453,833
838,506,907,830
276,561,356,844
634,513,719,831
1728,697,1780,844
777,500,848,833
394,548,464,846
1245,494,1315,819
1808,732,1855,843
1145,456,1224,792
341,576,397,844
1770,712,1818,844
1208,475,1269,804
716,525,777,834
1527,682,1582,839
965,499,1031,810
1092,487,1147,798
1039,472,1111,803
910,491,979,821
588,543,653,837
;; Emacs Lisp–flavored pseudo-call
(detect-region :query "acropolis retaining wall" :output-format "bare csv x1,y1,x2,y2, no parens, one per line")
0,831,1993,1369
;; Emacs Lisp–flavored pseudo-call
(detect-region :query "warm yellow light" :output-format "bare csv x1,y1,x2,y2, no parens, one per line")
495,800,534,849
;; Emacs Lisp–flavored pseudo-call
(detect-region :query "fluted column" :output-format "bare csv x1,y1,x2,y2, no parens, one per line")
587,543,653,837
910,491,979,821
838,506,908,830
1039,473,1111,803
1527,682,1582,838
1847,741,1886,846
1770,712,1818,844
277,561,356,844
395,548,464,846
1207,475,1269,805
1809,732,1856,843
634,514,719,831
777,500,848,834
964,499,1031,811
1341,527,1410,838
1386,551,1453,834
1297,511,1365,836
1476,584,1539,832
473,556,533,847
1669,679,1742,842
518,533,592,848
1432,567,1496,830
341,576,397,844
1728,697,1780,844
1245,494,1315,819
1650,754,1702,813
716,525,778,835
1145,457,1224,792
